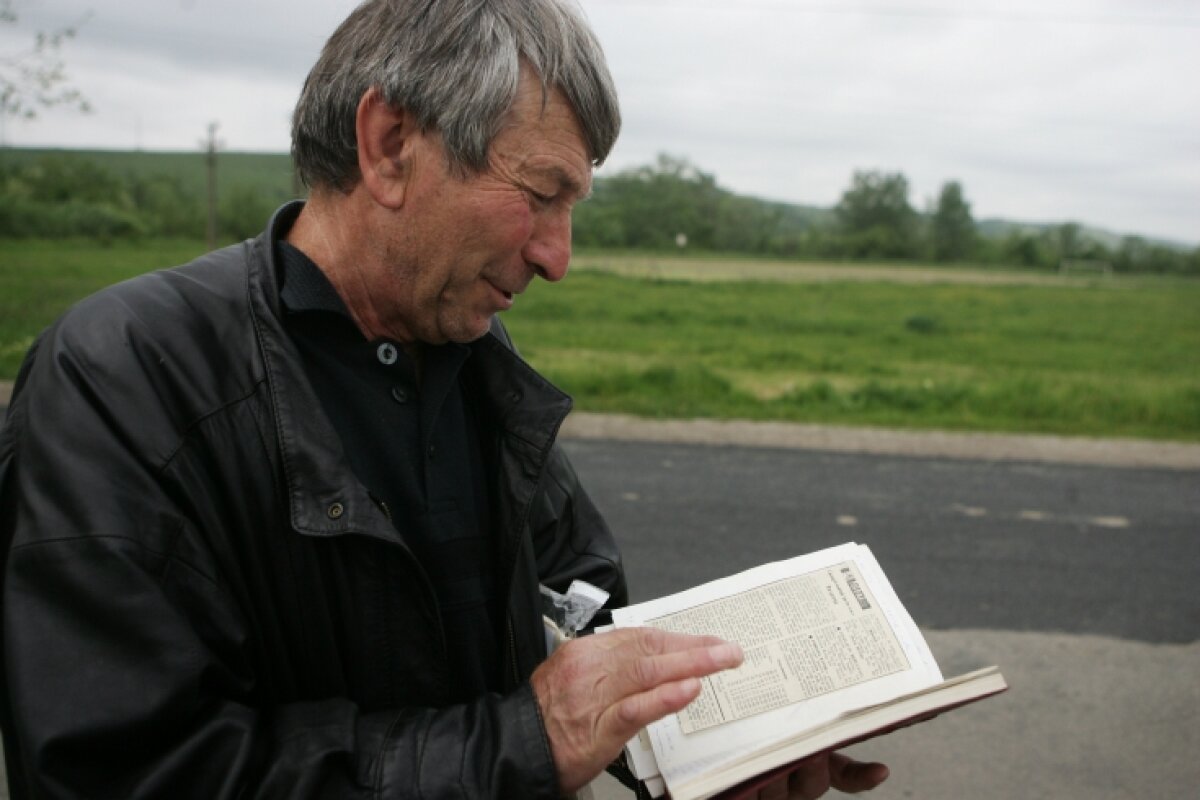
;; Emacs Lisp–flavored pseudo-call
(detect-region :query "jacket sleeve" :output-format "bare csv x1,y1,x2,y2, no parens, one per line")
0,324,560,799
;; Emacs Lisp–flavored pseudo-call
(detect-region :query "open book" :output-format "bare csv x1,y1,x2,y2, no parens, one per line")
609,542,1007,800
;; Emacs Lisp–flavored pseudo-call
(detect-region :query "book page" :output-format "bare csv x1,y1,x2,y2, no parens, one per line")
611,543,943,790
646,561,909,733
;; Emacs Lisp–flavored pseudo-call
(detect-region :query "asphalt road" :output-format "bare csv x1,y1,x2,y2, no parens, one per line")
566,436,1200,800
562,439,1200,645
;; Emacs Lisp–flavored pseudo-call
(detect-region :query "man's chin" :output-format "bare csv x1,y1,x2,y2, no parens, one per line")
444,312,497,344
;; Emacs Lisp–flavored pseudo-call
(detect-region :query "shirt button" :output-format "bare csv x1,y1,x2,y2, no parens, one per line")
327,502,345,519
427,444,436,460
391,386,409,404
377,342,398,365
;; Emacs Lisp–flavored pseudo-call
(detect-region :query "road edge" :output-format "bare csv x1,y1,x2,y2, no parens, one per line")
560,411,1200,470
5,381,1196,469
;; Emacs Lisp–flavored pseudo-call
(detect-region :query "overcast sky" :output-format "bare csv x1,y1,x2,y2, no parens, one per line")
2,0,1197,244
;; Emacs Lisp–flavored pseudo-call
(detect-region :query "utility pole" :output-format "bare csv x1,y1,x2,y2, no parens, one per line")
203,121,223,251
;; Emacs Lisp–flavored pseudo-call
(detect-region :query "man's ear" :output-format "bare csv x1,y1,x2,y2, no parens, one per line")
355,87,418,209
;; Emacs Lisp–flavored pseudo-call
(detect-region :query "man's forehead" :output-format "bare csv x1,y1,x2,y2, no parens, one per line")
493,72,594,196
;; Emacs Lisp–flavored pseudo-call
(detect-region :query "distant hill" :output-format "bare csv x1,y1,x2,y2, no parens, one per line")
976,217,1192,253
0,147,298,201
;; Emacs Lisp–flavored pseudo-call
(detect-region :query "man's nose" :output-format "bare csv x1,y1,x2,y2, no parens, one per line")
524,209,572,283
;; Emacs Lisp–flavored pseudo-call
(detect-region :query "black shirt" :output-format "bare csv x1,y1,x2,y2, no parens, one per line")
277,240,500,698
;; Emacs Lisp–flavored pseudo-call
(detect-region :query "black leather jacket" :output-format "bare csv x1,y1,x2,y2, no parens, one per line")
0,203,627,798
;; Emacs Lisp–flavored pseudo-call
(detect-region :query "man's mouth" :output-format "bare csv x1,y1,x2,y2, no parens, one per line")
485,278,515,310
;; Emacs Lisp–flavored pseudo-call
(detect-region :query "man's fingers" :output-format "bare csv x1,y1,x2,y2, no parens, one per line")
785,752,831,798
628,640,743,692
613,676,704,731
623,626,731,657
596,630,743,746
828,752,889,793
756,777,789,800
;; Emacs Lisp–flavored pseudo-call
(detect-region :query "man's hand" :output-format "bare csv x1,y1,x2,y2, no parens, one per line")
530,627,744,794
724,751,890,799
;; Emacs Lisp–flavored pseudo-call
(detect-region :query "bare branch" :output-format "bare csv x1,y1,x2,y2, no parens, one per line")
1,2,92,119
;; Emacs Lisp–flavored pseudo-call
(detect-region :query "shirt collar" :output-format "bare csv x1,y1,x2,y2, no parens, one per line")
277,239,353,318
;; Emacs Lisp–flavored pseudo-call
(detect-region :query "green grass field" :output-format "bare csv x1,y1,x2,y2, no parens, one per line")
3,240,1198,440
0,239,209,374
507,266,1200,441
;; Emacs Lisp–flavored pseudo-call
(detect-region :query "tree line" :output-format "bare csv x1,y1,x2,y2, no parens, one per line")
573,155,1199,275
1,150,1196,275
0,152,284,242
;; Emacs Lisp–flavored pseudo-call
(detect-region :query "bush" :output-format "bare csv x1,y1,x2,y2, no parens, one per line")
0,197,146,239
218,185,275,242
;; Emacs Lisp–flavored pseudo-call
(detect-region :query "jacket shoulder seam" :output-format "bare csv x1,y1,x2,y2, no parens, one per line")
157,376,270,474
8,530,221,588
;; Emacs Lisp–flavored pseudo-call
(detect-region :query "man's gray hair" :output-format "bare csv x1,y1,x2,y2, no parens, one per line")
292,0,621,191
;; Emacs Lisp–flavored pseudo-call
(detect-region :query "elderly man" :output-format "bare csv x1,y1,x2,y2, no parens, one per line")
0,1,887,797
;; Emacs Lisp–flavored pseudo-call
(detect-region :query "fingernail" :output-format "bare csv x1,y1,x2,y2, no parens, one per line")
712,643,743,666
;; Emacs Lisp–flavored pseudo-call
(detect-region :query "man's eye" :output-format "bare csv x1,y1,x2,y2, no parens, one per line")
528,188,555,204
